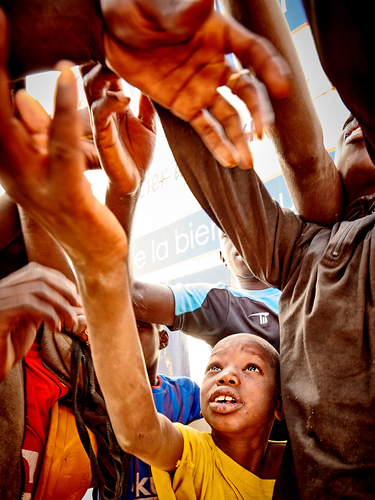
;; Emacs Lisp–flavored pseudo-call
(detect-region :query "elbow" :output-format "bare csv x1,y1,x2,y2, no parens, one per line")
115,427,161,460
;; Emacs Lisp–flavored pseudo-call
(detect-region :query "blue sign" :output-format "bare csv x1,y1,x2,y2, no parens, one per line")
280,0,307,32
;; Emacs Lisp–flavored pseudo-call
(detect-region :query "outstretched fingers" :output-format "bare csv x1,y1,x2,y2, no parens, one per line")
208,92,254,169
15,90,51,137
225,15,291,100
190,108,241,168
226,70,274,141
49,66,83,177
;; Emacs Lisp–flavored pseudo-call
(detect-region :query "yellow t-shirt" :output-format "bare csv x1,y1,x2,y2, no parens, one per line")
152,423,275,500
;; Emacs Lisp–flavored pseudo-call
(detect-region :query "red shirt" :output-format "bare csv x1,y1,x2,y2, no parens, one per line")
22,342,68,499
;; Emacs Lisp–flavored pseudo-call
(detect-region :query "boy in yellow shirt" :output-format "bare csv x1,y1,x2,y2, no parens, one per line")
0,16,285,499
152,333,284,499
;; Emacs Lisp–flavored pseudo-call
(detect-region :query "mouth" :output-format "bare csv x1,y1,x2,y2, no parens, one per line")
345,124,363,145
209,390,244,414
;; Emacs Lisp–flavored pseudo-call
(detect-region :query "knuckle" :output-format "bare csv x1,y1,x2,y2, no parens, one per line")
49,139,77,162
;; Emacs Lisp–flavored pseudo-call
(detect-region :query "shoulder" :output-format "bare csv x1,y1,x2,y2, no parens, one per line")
174,423,213,452
171,282,230,314
228,287,281,315
170,282,228,298
157,374,200,395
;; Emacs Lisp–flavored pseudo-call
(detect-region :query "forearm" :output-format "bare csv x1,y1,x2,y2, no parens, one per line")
74,252,181,469
106,187,176,325
1,0,104,80
105,183,140,249
132,279,175,325
105,183,139,298
77,262,155,442
18,206,76,283
222,0,343,224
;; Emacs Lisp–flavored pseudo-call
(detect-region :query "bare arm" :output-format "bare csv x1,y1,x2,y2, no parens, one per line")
0,6,182,464
83,64,176,326
222,0,343,225
0,193,28,280
18,206,76,284
0,23,183,469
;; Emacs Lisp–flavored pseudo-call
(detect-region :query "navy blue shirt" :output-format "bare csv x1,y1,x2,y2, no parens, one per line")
170,282,280,352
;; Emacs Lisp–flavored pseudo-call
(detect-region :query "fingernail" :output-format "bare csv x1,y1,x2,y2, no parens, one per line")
54,60,75,72
58,65,74,85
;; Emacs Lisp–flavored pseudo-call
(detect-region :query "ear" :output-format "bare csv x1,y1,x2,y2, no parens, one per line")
159,329,169,350
274,396,284,422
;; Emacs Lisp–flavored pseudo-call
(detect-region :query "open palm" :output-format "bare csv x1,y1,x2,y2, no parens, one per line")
83,64,156,195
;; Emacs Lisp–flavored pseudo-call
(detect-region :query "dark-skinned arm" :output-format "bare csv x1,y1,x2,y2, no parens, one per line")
220,0,343,225
18,206,77,284
82,64,176,326
0,30,184,467
0,192,21,252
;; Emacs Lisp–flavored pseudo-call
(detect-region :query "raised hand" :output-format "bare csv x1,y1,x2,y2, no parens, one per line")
12,83,101,171
82,64,156,195
0,13,125,270
103,8,291,169
0,263,81,381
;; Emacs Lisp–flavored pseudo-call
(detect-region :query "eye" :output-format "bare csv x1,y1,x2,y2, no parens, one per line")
342,114,354,131
206,364,221,372
246,364,261,373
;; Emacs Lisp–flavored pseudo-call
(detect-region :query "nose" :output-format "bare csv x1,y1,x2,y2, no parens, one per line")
216,369,240,386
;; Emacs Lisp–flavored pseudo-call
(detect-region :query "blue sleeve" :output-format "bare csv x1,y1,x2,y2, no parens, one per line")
155,375,201,424
168,282,230,345
169,282,225,316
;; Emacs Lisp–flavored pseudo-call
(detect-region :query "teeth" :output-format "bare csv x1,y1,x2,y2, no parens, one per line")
347,127,362,139
214,395,236,403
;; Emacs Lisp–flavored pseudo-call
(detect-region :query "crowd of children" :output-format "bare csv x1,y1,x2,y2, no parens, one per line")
0,0,375,499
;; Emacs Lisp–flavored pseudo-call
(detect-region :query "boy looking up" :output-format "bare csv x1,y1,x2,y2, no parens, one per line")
151,333,284,499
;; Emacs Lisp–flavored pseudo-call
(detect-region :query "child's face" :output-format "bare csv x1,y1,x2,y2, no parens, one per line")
137,321,162,369
200,334,280,436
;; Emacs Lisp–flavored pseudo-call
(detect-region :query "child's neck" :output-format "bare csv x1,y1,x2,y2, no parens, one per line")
259,441,285,479
147,365,159,387
211,429,269,477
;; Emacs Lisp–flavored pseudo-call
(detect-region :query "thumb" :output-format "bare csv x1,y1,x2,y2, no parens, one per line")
15,89,51,136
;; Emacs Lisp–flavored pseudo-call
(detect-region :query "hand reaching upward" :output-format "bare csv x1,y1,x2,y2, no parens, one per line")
82,64,156,195
0,11,126,270
103,8,291,170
